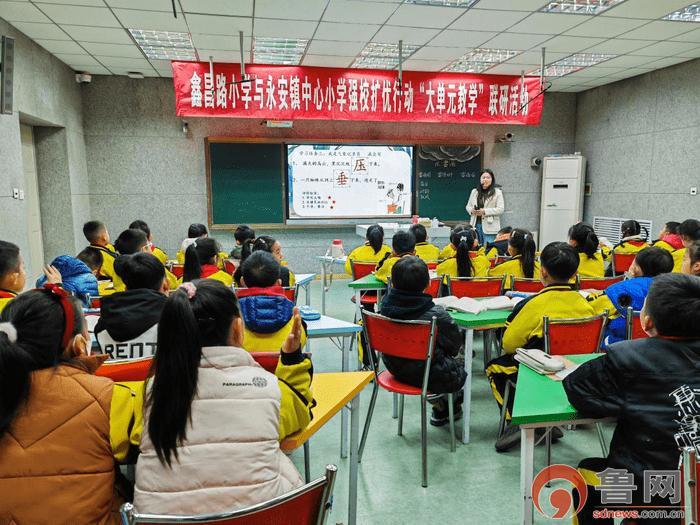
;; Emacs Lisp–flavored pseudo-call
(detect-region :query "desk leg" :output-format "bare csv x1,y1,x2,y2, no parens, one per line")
305,281,311,307
321,261,327,315
461,328,474,444
521,427,535,525
348,392,360,525
341,336,349,459
354,289,361,323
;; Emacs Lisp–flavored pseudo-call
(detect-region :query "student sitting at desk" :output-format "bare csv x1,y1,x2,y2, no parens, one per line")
129,219,169,264
83,220,118,283
230,224,255,260
568,222,605,278
437,227,490,279
653,221,684,271
678,218,700,272
235,236,295,288
344,223,392,275
486,242,595,452
0,241,25,314
612,219,649,255
438,223,469,260
177,223,228,266
182,238,233,287
380,256,465,426
35,254,98,307
134,280,313,515
409,223,440,263
95,253,168,361
484,226,513,259
564,273,700,525
237,251,307,352
488,228,538,289
375,230,416,284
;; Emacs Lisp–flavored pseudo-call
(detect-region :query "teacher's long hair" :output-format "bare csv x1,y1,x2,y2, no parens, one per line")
477,168,496,200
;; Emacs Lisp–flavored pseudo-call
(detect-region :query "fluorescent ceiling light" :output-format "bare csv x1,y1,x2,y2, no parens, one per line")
352,42,420,69
443,48,519,73
662,3,700,22
404,0,480,7
129,29,196,60
253,37,308,65
531,52,617,77
540,0,626,15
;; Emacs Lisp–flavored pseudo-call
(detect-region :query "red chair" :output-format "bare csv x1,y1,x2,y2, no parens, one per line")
250,352,280,374
119,464,338,525
349,260,381,308
512,278,545,293
682,447,699,525
424,277,443,298
223,259,237,275
90,296,102,309
495,255,512,266
358,309,456,488
446,275,505,298
488,258,498,269
576,274,624,291
426,261,438,270
170,264,184,279
283,285,299,305
612,252,636,275
95,356,153,382
625,307,649,340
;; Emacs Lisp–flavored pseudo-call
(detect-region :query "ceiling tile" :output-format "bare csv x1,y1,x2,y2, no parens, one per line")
36,4,120,26
507,13,588,34
581,64,628,75
60,25,133,44
106,0,173,10
75,65,111,74
618,20,698,40
671,27,700,43
0,1,51,23
184,13,251,35
599,54,657,67
255,0,331,21
601,0,695,19
181,0,253,16
191,34,252,51
10,21,70,40
386,4,465,28
474,0,549,10
603,67,653,79
372,25,440,45
34,38,84,53
581,38,657,54
54,52,101,65
314,21,380,41
302,54,353,67
194,49,241,62
38,0,103,5
484,62,532,75
401,58,449,71
254,18,318,39
449,9,529,32
82,42,144,58
630,40,700,57
536,35,606,53
157,70,173,77
564,16,648,38
114,8,188,31
98,56,152,67
560,69,601,80
323,0,397,25
505,49,569,65
149,59,173,70
644,56,694,69
306,40,365,56
427,29,495,47
109,67,159,76
481,32,552,50
410,46,470,61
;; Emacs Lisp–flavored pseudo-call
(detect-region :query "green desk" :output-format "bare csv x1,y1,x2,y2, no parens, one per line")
511,354,609,525
348,274,386,323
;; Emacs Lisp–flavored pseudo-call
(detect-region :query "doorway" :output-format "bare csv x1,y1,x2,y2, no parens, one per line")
20,123,45,277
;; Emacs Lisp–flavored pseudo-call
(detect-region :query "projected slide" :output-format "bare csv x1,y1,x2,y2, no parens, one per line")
287,144,413,219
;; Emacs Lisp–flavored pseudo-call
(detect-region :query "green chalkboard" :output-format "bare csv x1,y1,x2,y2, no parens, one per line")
208,141,284,225
415,144,483,222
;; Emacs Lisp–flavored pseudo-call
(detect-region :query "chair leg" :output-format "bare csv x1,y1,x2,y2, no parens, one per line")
447,392,456,452
497,381,512,438
596,422,608,457
421,395,428,488
392,393,398,419
545,430,552,488
483,331,492,365
303,441,311,483
397,394,405,436
358,381,378,463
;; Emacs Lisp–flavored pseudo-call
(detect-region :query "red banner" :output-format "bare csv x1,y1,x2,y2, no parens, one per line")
172,61,543,125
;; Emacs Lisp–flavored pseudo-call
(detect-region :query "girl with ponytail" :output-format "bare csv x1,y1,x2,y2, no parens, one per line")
234,235,295,287
135,279,314,515
437,226,490,278
183,237,233,286
568,222,605,277
613,219,649,255
344,223,392,275
488,228,539,288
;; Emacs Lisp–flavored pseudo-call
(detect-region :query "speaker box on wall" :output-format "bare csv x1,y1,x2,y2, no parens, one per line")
1,36,15,115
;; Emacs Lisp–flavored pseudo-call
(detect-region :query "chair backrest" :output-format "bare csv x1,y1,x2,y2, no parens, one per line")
90,296,102,309
349,260,377,280
512,278,545,293
488,258,497,269
120,464,338,525
682,447,699,525
543,312,608,356
625,307,649,340
250,352,280,374
576,274,624,291
495,255,512,266
283,285,299,305
446,275,505,298
170,264,184,279
612,252,636,275
426,261,438,270
95,356,153,382
424,277,442,298
223,259,236,275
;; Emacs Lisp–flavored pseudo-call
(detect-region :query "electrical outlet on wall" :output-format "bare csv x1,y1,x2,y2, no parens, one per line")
691,187,697,196
12,188,19,199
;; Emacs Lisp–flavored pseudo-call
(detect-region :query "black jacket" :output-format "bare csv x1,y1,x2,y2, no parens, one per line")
564,337,700,480
95,289,167,341
379,288,466,394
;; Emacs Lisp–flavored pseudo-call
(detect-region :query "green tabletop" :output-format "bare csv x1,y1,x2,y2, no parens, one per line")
449,308,511,329
511,354,602,426
348,274,386,289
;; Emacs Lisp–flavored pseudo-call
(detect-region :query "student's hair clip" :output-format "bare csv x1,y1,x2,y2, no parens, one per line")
42,283,75,349
180,282,197,299
0,322,17,343
460,236,467,243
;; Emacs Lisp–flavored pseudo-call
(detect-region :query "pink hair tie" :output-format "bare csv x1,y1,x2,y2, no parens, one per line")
180,282,197,299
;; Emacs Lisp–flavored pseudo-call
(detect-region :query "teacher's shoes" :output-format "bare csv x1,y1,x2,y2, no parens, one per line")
495,425,563,453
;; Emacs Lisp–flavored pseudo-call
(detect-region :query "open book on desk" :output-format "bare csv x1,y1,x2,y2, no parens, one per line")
433,295,522,315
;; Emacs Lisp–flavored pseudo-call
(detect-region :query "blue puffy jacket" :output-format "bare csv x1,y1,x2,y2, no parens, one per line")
36,255,99,306
604,276,652,347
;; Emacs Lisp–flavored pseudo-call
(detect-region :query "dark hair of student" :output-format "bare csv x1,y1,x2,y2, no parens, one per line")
497,226,513,236
129,219,151,238
235,236,276,285
619,219,648,244
241,251,280,288
540,242,579,282
83,220,105,244
366,224,385,254
646,273,700,338
451,228,477,278
409,224,428,244
477,169,496,199
679,219,700,242
114,253,165,291
392,230,415,255
568,222,599,259
0,241,20,277
634,247,673,277
392,256,429,293
183,237,219,283
664,221,681,235
686,242,700,273
509,228,537,279
234,225,255,244
0,290,84,438
114,229,148,255
76,247,102,272
187,223,208,239
147,280,240,467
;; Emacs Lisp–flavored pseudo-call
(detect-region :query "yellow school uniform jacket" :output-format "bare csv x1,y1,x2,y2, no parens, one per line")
165,268,178,291
485,246,498,259
613,240,648,255
203,269,234,287
91,244,118,282
243,317,309,353
151,246,169,265
502,285,596,354
176,249,229,268
345,243,392,275
0,290,18,314
577,252,605,278
488,256,541,289
374,255,403,284
587,292,618,320
652,241,685,272
436,254,490,279
600,244,612,261
439,244,456,260
414,242,440,263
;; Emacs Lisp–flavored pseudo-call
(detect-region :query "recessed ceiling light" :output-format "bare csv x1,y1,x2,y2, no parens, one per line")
443,48,519,73
127,71,144,79
352,42,420,69
128,29,196,61
662,3,700,22
404,0,480,7
253,37,308,65
540,0,626,15
531,52,617,77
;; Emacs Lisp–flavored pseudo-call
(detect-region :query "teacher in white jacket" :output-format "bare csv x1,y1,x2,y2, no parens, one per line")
466,169,505,245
